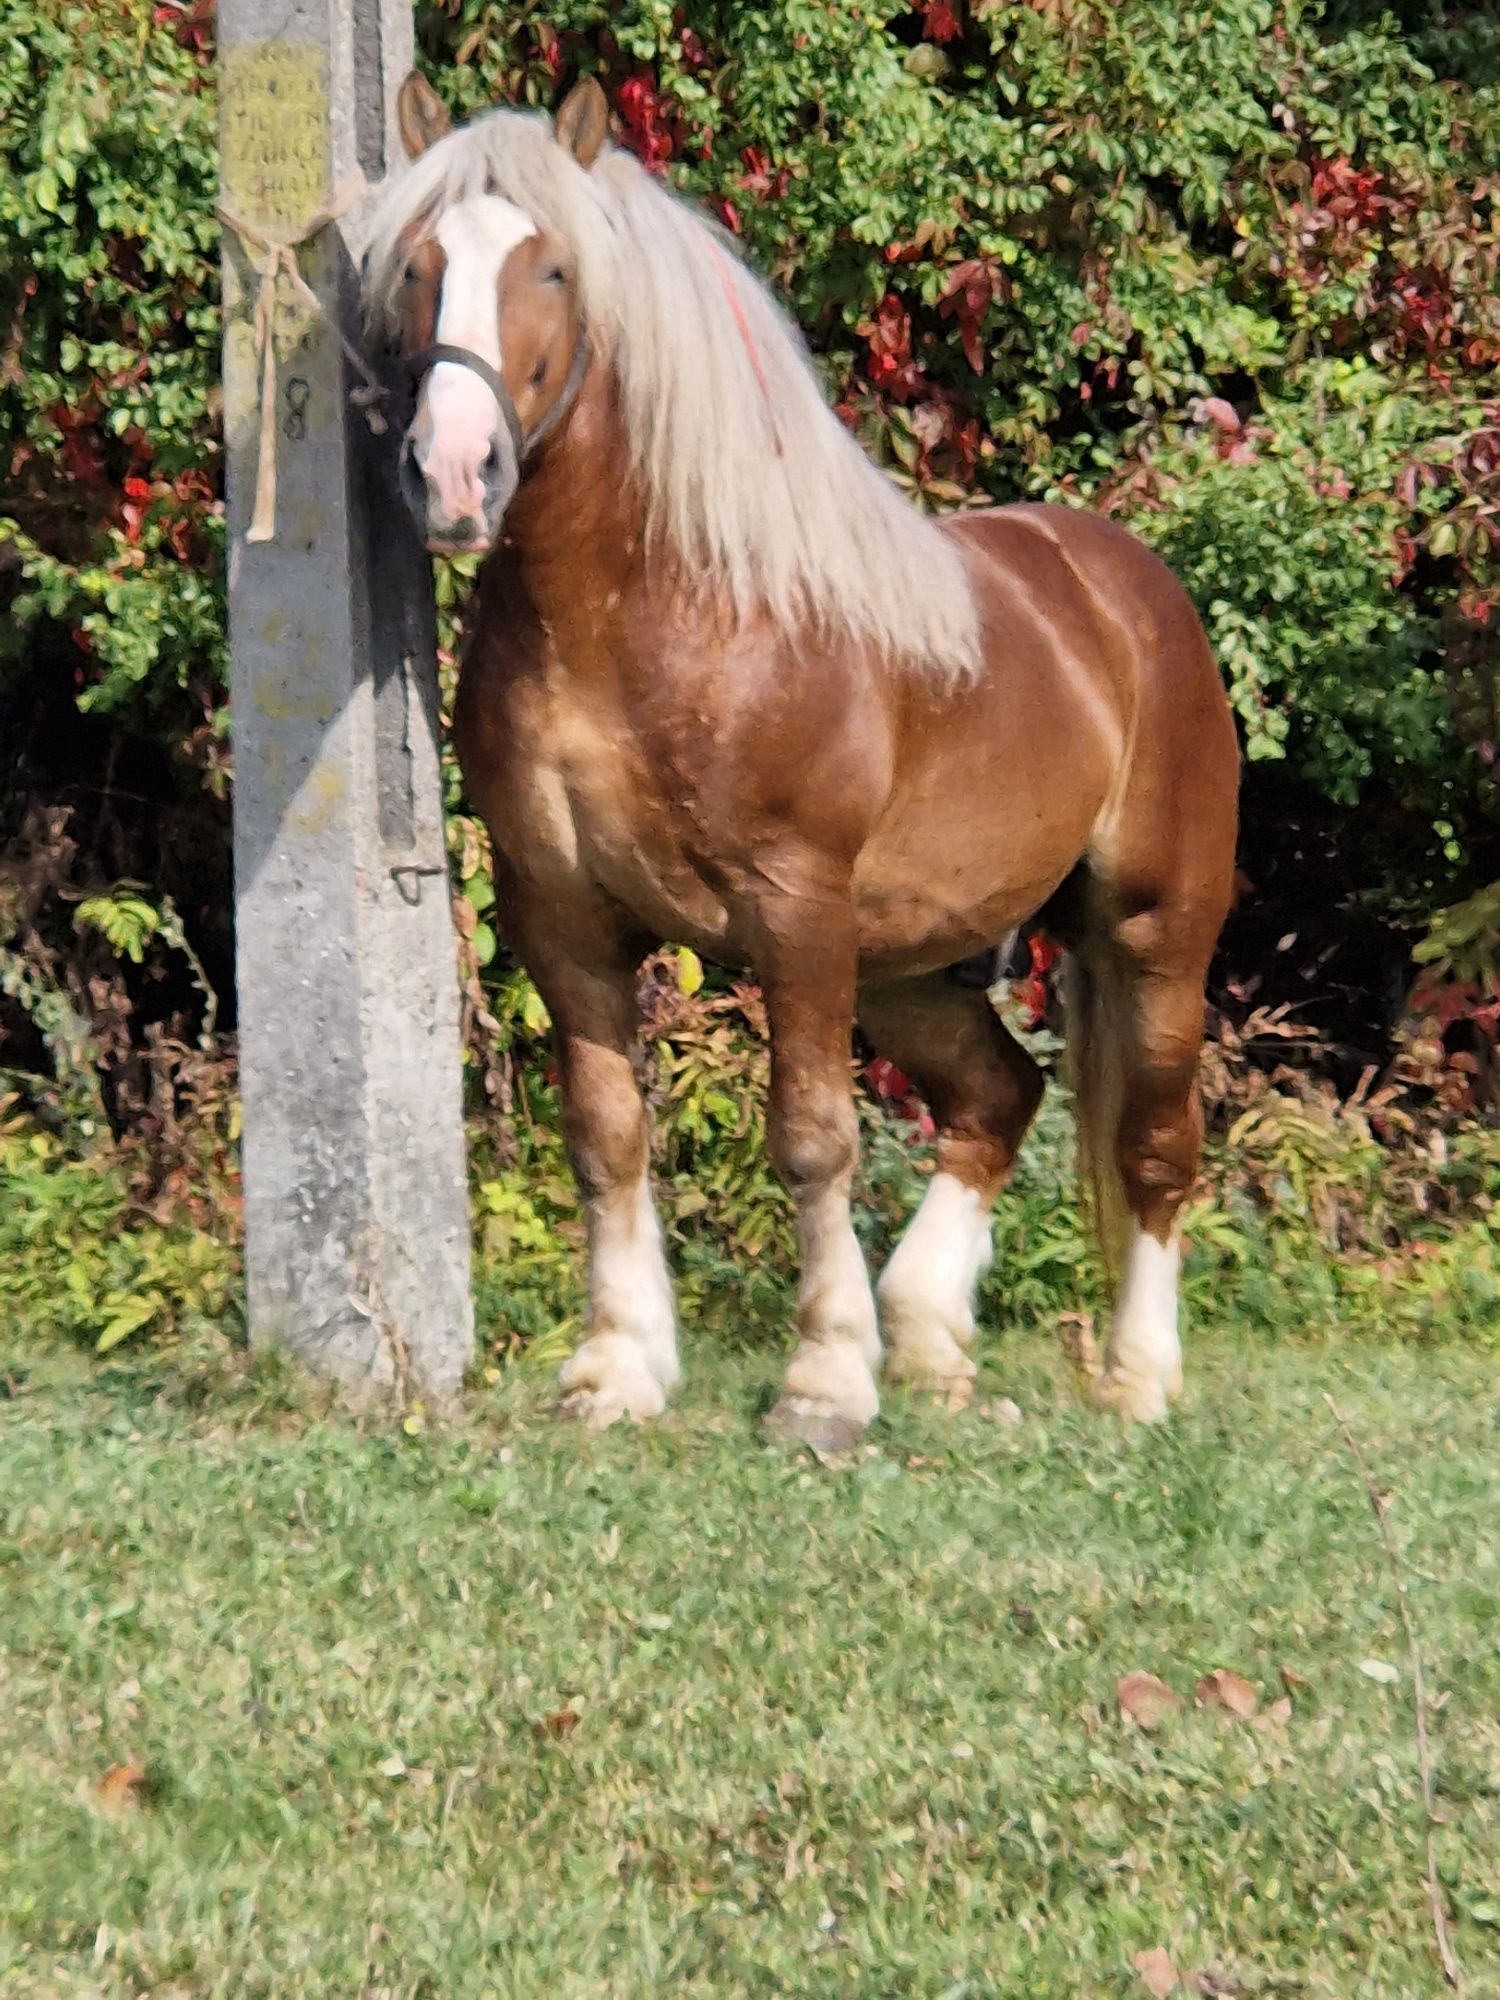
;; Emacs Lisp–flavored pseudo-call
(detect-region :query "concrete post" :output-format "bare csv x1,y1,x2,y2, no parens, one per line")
219,0,473,1406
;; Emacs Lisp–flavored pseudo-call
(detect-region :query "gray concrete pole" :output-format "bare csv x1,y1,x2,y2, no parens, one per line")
219,0,473,1407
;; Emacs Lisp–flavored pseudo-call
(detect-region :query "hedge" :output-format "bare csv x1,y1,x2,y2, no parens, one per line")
2,0,1499,1080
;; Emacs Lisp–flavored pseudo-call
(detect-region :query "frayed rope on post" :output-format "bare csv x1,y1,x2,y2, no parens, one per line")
217,185,387,544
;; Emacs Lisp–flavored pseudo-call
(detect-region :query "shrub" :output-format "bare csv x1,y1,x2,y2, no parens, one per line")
4,0,1500,1157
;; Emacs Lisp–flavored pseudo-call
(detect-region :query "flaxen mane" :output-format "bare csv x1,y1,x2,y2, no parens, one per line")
363,109,980,677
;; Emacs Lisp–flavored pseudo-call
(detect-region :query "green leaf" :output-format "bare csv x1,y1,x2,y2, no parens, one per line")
1427,520,1458,557
96,1295,162,1354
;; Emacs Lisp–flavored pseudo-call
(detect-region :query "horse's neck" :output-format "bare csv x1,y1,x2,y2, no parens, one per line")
503,370,657,663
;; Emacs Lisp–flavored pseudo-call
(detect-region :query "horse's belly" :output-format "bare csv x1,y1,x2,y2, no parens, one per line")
852,868,1071,979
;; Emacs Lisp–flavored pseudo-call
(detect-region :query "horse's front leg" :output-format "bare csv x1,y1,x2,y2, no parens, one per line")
758,897,882,1453
517,919,679,1428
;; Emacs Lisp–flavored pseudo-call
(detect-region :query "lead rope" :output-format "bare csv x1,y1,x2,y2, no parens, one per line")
217,185,388,544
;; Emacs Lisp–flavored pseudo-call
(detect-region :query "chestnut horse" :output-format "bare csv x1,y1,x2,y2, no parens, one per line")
365,75,1240,1448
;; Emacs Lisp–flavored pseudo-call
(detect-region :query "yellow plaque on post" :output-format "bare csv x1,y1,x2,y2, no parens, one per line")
220,40,331,237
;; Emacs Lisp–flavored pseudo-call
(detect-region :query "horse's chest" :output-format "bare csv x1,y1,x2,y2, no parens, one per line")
522,715,729,946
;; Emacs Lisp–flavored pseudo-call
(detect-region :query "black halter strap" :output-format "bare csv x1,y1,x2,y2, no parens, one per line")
402,336,590,466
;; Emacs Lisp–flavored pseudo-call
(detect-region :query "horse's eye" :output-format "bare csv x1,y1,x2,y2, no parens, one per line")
543,266,566,286
530,357,548,387
402,263,417,287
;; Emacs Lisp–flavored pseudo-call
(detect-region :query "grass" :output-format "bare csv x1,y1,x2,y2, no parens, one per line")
3,1318,1498,1999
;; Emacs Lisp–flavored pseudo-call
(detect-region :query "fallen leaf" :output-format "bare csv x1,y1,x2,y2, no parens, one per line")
1133,1945,1180,1996
543,1708,580,1738
96,1762,149,1813
378,1754,408,1779
1279,1665,1310,1696
1252,1695,1293,1732
1358,1658,1400,1685
1196,1669,1258,1718
1118,1672,1180,1731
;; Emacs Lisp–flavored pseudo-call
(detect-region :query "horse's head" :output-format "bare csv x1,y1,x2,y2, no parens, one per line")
385,75,607,556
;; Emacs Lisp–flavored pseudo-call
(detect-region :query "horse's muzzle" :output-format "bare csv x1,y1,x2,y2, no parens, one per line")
398,427,518,556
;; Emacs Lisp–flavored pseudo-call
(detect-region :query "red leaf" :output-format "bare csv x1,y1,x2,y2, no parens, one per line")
918,0,963,42
1199,396,1241,434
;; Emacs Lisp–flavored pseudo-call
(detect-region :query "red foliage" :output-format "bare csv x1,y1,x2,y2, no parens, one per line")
615,74,683,171
53,403,106,489
1308,157,1392,234
939,258,1004,374
865,1057,936,1141
534,22,566,80
917,0,963,44
1016,934,1059,1031
737,145,790,203
860,293,927,401
152,0,214,58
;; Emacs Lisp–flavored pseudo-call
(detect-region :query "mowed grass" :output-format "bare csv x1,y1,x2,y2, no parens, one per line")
2,1323,1498,1999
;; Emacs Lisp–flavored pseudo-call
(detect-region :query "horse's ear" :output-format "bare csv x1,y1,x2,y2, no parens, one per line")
397,72,452,160
554,77,610,169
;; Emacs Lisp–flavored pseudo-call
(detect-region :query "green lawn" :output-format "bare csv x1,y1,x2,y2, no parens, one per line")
2,1325,1497,1999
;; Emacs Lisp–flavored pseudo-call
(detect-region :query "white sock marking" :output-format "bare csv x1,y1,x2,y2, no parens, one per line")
879,1171,992,1336
1107,1225,1182,1391
586,1172,678,1389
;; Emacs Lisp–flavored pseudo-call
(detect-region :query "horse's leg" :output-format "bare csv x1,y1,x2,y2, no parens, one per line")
759,901,882,1453
859,975,1044,1391
1075,905,1217,1423
508,906,679,1427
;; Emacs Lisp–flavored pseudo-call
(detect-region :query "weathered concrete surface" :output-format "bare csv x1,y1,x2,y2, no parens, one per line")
221,0,473,1406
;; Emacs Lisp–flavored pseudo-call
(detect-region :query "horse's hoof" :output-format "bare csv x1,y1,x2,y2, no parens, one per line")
764,1396,868,1456
1091,1368,1172,1425
557,1340,670,1430
883,1352,978,1408
559,1387,634,1430
557,1375,667,1430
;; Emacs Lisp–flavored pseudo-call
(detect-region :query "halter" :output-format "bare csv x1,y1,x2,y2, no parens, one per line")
402,333,591,467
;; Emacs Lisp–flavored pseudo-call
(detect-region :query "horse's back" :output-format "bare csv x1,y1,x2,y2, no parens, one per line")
851,501,1237,971
947,503,1223,701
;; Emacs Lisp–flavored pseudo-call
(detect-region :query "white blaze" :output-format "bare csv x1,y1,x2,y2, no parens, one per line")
412,194,535,526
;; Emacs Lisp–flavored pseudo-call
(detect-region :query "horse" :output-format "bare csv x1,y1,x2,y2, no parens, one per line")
363,74,1241,1449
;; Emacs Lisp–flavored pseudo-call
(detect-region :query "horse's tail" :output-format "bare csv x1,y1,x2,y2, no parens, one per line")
1062,930,1133,1280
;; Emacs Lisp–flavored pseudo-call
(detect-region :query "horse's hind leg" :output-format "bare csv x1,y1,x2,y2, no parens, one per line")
1071,899,1223,1423
859,975,1044,1391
